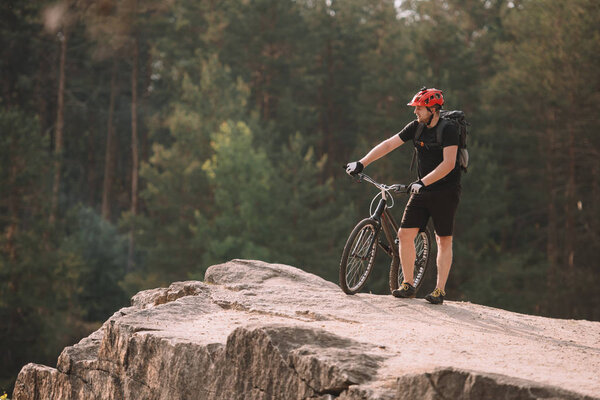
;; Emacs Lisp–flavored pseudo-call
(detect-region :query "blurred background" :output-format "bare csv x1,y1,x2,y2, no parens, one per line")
1,0,599,394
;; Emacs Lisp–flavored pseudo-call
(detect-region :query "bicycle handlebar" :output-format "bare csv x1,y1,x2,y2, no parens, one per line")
352,173,409,194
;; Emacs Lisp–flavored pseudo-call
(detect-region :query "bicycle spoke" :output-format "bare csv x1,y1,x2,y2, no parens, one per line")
355,232,373,259
348,244,368,285
347,254,362,282
346,226,375,289
415,238,424,258
413,232,429,286
349,229,366,257
347,260,361,287
352,229,372,260
351,230,371,261
348,261,362,286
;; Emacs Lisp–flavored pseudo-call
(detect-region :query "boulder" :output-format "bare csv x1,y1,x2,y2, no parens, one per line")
13,259,600,399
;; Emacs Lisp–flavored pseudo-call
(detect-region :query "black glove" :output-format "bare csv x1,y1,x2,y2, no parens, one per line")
408,179,426,194
345,161,364,176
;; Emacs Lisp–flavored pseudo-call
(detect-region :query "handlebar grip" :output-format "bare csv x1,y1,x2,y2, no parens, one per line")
391,184,408,193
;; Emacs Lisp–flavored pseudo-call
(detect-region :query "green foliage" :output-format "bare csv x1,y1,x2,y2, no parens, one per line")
2,0,600,394
267,132,354,280
483,0,600,317
60,206,129,321
0,109,121,393
201,124,353,281
128,55,252,290
0,109,48,221
201,120,274,264
0,219,100,396
0,111,85,390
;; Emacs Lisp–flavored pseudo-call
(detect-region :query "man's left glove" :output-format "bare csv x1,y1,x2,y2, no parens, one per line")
345,161,364,176
408,179,426,194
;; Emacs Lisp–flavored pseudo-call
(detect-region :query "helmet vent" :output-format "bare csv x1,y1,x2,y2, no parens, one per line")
407,88,444,107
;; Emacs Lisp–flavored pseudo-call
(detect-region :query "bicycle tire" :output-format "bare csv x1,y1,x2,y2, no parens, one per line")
389,226,434,294
339,218,380,294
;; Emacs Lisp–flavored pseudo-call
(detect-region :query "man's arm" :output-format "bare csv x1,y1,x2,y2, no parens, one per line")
420,145,458,186
360,135,404,167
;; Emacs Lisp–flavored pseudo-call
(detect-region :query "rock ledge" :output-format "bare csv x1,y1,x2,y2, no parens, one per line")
14,260,600,399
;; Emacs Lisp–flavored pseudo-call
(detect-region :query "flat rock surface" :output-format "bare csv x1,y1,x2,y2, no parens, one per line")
14,259,600,399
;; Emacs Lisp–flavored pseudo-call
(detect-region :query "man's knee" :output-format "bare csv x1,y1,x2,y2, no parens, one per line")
398,228,419,243
436,235,453,247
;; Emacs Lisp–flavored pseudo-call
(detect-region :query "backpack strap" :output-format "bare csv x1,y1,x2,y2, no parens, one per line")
414,120,446,149
435,119,448,146
414,122,426,142
436,118,463,169
410,123,426,173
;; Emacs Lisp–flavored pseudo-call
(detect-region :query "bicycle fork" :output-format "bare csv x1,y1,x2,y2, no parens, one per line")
371,197,400,259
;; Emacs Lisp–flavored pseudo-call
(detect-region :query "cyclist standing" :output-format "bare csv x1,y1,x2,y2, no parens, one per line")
345,88,461,304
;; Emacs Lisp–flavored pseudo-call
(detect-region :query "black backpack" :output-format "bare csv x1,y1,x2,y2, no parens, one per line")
410,110,470,173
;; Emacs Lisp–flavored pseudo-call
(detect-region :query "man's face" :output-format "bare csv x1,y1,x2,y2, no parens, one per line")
413,106,432,123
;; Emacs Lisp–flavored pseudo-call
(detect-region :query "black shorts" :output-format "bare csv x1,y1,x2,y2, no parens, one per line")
400,186,461,236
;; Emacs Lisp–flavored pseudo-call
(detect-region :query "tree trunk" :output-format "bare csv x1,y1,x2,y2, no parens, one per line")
142,51,152,164
325,39,336,175
318,40,334,170
36,50,50,138
565,123,575,270
87,114,97,205
545,110,559,297
50,30,67,224
5,140,19,261
102,59,118,220
128,37,139,271
593,157,599,241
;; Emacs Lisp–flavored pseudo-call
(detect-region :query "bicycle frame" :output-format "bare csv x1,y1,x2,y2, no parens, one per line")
370,196,400,259
341,172,434,294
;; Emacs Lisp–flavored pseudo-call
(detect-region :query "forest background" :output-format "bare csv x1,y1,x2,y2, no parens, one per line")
1,0,599,394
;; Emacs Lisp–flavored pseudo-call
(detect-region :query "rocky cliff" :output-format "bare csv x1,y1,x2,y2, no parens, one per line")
13,260,600,399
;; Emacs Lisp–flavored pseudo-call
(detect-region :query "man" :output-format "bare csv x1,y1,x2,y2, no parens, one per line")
345,87,461,304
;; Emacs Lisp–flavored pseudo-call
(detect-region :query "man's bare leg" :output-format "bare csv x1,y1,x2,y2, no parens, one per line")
398,227,420,284
435,235,453,291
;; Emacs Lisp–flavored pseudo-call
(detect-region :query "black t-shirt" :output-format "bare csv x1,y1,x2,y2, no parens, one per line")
398,120,461,190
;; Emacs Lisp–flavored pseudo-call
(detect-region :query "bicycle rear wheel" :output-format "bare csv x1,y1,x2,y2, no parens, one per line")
339,218,380,294
389,226,434,293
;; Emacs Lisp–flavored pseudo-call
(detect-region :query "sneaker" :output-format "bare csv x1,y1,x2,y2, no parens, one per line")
425,288,445,304
392,282,416,298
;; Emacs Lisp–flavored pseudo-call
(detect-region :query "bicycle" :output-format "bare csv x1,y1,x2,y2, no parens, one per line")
339,172,434,295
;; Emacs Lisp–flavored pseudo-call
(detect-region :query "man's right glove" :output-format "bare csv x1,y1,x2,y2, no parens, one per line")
345,161,364,176
408,179,426,194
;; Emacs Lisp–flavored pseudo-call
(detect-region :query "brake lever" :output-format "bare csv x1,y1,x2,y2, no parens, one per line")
342,165,364,183
349,172,364,183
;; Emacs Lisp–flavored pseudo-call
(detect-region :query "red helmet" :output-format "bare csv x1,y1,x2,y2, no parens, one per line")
407,87,444,107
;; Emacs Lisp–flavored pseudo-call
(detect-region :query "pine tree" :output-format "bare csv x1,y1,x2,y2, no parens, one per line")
200,121,275,266
267,132,354,281
0,109,91,392
124,55,251,289
484,0,600,318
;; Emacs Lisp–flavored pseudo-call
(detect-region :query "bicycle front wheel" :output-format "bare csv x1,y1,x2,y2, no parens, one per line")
339,218,380,294
389,226,434,293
